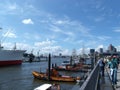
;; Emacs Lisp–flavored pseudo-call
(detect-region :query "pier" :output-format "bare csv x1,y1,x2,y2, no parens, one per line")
80,63,120,90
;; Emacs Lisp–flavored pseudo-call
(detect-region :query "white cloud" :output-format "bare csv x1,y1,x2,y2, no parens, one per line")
8,3,17,10
50,25,74,37
95,17,104,22
34,35,41,40
114,29,120,32
6,32,17,38
23,33,41,41
113,27,120,32
2,30,17,38
34,39,56,47
0,1,41,16
95,45,104,51
22,18,34,24
97,36,111,41
47,16,93,45
52,19,70,25
52,18,92,37
0,2,22,15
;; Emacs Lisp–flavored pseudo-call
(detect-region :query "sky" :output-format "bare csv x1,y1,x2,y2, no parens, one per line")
0,0,120,55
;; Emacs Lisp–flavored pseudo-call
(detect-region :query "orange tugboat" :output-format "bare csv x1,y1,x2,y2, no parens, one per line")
32,68,80,82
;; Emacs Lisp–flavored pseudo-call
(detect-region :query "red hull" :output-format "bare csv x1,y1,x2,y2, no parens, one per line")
0,60,22,66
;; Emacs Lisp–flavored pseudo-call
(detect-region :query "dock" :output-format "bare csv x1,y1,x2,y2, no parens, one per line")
80,64,120,90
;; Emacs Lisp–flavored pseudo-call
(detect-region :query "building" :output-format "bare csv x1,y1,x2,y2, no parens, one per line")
108,44,117,53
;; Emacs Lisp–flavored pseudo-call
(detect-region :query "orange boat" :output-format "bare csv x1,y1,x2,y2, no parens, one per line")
53,63,87,72
54,64,82,72
32,69,80,82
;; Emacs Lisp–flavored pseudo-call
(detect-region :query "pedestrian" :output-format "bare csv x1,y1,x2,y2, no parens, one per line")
98,58,105,76
108,56,118,86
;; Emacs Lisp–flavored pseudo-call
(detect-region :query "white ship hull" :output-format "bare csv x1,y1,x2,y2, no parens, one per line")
0,50,26,66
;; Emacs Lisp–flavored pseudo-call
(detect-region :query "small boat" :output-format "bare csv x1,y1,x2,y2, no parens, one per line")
34,83,60,90
32,69,80,82
54,65,82,72
61,60,70,66
53,62,85,72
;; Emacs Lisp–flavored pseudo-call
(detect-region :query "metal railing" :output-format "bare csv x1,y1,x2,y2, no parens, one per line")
80,63,100,90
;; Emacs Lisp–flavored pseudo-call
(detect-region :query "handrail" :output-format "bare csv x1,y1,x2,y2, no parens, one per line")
80,63,100,90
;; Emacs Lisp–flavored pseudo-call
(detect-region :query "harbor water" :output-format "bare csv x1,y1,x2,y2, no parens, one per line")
0,57,85,90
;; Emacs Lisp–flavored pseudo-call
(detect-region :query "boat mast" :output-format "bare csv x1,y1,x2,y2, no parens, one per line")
13,42,17,50
0,27,3,50
82,44,85,58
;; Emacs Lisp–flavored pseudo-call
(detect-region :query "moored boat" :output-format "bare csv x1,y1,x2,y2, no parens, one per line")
34,83,60,90
54,65,82,72
32,69,80,82
53,62,84,72
61,60,70,66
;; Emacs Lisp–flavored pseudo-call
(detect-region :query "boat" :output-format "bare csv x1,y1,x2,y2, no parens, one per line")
54,64,83,72
52,61,91,72
0,44,26,66
53,63,89,72
34,83,60,90
32,68,81,82
61,60,70,66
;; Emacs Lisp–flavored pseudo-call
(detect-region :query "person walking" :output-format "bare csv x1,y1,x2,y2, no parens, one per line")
98,58,105,77
108,56,118,86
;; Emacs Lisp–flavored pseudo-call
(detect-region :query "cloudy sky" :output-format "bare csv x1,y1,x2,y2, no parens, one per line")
0,0,120,55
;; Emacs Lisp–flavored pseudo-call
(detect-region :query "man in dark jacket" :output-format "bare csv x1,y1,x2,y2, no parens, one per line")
98,58,105,76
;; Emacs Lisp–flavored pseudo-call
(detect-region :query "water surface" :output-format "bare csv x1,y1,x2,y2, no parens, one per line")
0,57,83,90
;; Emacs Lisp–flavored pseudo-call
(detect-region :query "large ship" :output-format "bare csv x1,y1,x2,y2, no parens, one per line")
0,44,26,66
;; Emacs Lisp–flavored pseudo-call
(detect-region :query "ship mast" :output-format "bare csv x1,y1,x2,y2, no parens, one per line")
0,27,3,50
82,44,85,58
13,42,17,50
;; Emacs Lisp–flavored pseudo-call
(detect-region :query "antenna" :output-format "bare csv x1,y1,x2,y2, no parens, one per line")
0,27,3,49
13,42,16,50
82,43,85,58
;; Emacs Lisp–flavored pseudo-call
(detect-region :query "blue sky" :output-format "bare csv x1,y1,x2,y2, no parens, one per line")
0,0,120,55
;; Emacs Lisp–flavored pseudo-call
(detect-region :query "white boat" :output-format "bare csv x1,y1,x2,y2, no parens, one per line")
34,84,60,90
61,60,70,66
34,84,52,90
0,45,26,66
